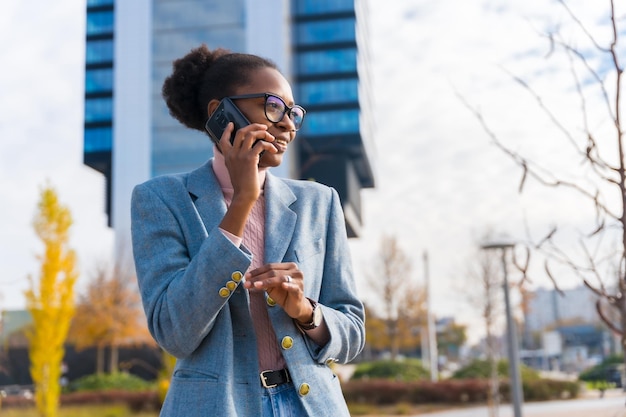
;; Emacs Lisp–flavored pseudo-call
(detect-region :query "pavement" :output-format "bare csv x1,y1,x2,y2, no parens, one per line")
411,389,626,417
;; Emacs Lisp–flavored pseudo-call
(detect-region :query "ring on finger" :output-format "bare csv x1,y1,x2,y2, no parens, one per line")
285,275,292,284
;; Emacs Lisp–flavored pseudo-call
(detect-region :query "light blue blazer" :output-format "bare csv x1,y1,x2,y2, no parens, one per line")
131,160,365,417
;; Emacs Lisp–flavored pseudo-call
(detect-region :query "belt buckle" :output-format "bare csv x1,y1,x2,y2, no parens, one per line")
260,370,277,389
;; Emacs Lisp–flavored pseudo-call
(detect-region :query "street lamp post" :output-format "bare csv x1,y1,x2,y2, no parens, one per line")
481,241,523,417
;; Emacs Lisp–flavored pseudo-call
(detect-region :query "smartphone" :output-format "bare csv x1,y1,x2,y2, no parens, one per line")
204,98,251,145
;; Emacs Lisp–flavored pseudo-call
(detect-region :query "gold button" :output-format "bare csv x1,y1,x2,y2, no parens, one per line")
219,287,230,298
298,383,310,396
226,280,237,291
231,271,243,282
266,296,276,307
281,336,294,350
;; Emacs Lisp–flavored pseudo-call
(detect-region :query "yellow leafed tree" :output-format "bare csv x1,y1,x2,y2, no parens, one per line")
25,184,78,417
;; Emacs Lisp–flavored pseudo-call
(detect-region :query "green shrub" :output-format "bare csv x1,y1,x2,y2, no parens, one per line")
60,391,160,411
68,372,154,393
521,379,581,401
579,355,623,384
451,359,498,379
452,359,539,381
351,359,430,381
587,380,615,391
342,379,490,405
342,378,579,406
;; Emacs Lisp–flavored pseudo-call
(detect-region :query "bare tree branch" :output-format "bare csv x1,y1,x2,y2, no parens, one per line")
556,0,611,53
544,261,565,297
463,2,626,357
596,299,621,334
457,91,620,221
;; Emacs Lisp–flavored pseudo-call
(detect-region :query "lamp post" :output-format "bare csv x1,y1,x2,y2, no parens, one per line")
481,241,523,417
423,251,438,381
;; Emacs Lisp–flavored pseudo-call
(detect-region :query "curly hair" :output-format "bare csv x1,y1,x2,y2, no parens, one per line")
162,44,278,132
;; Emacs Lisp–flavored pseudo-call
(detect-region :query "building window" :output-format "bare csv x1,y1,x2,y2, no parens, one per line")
86,40,114,64
85,98,113,123
295,49,357,75
153,0,245,31
87,0,114,5
151,128,211,177
293,0,354,14
298,79,358,105
294,19,355,45
301,109,359,135
87,11,114,36
84,127,113,152
153,29,245,64
85,68,113,93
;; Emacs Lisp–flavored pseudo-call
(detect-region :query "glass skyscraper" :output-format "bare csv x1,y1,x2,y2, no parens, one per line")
84,0,115,225
291,0,374,237
83,0,374,239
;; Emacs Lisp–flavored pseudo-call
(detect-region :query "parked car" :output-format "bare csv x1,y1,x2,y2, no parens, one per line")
0,385,33,399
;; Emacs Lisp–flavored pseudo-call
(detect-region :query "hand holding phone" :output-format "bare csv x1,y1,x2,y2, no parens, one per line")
204,98,251,145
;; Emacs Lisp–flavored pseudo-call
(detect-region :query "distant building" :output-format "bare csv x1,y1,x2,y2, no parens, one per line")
521,286,617,373
0,310,31,347
83,0,375,245
525,286,600,333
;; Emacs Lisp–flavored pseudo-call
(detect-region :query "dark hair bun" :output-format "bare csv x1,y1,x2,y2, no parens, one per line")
162,44,278,133
162,45,230,131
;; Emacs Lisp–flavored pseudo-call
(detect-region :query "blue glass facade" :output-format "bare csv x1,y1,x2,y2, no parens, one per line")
293,0,355,14
295,18,356,45
87,0,113,6
83,0,374,236
151,0,246,177
85,68,113,93
86,10,114,34
298,79,359,104
83,1,114,224
85,40,114,64
83,127,113,152
292,0,374,235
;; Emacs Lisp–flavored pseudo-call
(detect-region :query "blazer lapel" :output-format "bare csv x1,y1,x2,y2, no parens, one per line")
186,163,297,263
186,160,228,233
264,173,297,263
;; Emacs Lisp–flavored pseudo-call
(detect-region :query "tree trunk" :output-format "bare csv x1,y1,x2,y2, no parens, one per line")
109,345,119,374
96,346,105,375
388,320,399,360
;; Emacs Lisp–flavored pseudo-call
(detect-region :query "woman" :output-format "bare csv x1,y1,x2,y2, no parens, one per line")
130,44,365,417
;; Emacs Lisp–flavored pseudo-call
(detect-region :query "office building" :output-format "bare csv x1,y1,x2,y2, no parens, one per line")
83,0,374,242
525,286,601,333
520,285,618,372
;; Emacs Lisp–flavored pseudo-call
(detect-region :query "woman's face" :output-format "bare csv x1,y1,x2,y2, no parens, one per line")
231,67,299,168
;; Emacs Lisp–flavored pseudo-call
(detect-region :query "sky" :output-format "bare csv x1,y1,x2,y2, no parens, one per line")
1,0,624,343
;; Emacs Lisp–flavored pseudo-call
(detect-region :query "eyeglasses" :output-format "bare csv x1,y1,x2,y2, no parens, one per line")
228,93,306,131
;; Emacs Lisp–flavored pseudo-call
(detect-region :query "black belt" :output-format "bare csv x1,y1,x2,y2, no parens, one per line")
260,369,291,388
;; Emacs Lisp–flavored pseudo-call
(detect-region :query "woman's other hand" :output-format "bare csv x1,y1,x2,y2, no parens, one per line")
244,262,313,323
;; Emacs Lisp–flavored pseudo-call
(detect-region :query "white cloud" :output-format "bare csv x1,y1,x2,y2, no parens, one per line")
0,0,113,309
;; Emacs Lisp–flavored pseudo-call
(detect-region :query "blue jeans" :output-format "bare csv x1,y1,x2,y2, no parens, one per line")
261,382,309,417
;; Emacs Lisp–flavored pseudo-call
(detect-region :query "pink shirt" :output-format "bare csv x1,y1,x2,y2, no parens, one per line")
212,148,329,371
212,148,286,372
